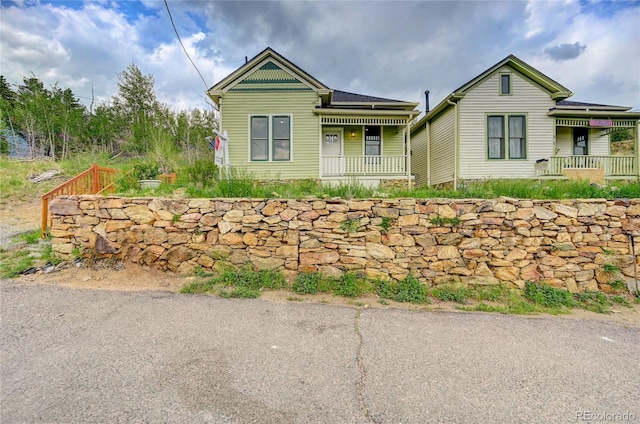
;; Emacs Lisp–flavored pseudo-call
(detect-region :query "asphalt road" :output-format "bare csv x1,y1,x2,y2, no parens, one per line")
1,280,639,424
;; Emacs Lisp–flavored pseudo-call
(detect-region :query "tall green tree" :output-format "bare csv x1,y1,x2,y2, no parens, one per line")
112,63,159,152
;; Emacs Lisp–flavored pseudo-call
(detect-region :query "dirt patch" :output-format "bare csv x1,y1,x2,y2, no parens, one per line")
3,199,640,327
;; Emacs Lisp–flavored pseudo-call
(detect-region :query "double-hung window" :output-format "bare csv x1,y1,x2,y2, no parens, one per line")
250,115,291,161
364,126,381,165
487,115,526,160
487,116,505,159
500,74,511,95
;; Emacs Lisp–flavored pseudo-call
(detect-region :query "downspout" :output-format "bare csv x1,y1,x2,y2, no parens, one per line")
425,90,431,187
636,121,640,177
447,98,458,190
406,120,412,190
426,120,431,187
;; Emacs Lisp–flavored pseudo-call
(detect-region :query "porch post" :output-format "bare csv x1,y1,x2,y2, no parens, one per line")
636,121,640,177
406,118,412,190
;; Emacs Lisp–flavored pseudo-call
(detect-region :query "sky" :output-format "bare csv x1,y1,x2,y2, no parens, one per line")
1,0,639,116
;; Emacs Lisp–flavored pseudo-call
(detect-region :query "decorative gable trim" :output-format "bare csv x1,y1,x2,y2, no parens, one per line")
229,60,312,92
207,48,329,103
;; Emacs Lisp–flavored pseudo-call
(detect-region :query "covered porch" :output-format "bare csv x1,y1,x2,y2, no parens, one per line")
541,107,640,178
314,110,419,186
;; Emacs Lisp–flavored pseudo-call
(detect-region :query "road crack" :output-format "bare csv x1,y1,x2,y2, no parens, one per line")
354,308,374,423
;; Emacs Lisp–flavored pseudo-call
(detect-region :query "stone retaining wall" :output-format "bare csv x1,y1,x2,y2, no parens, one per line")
49,195,640,293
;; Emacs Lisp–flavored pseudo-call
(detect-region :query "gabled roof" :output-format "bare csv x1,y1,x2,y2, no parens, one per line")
207,47,331,104
412,55,574,135
207,47,418,112
452,54,572,98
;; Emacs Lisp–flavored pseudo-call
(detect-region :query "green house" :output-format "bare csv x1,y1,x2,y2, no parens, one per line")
207,48,419,187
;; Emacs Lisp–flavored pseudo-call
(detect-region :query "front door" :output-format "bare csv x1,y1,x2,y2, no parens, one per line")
573,128,589,155
322,129,344,175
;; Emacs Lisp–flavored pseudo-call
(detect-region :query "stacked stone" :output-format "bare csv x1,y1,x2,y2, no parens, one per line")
49,195,640,293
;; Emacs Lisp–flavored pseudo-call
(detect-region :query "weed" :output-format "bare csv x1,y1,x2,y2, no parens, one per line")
611,296,632,308
15,229,42,244
0,249,35,278
335,272,370,298
523,282,575,308
193,266,214,277
430,216,460,226
603,263,620,274
179,281,216,294
219,286,260,299
470,284,509,302
172,214,181,223
378,299,389,305
374,279,397,300
574,291,610,314
340,218,360,233
378,216,394,232
287,296,304,302
40,244,62,266
608,279,627,291
394,275,428,303
71,247,83,260
293,272,319,295
431,284,471,304
601,248,614,255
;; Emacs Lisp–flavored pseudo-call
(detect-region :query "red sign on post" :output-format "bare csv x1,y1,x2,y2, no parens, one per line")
589,119,613,127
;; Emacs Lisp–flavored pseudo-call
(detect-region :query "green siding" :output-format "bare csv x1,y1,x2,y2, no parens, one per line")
341,126,404,156
222,91,320,179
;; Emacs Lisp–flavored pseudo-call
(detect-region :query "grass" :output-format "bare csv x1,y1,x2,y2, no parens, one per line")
4,156,640,205
181,268,637,316
0,230,60,278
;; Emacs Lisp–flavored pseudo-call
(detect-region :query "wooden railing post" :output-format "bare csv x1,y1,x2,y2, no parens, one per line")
92,163,99,194
41,197,49,238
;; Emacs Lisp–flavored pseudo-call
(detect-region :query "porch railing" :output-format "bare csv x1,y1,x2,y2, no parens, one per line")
41,163,117,237
543,156,637,176
322,155,406,176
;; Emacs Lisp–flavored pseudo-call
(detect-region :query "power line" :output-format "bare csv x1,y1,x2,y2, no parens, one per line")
163,0,209,92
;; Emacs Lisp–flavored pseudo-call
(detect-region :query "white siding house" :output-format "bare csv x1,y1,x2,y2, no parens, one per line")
411,55,640,186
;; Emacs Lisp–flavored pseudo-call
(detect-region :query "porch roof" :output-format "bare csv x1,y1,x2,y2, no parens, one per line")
313,108,420,126
548,109,640,119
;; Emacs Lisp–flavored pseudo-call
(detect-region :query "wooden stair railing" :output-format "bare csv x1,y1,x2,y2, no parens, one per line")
41,163,117,237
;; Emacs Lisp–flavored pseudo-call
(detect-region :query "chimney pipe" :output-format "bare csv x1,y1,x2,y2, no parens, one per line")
245,56,248,63
424,90,430,113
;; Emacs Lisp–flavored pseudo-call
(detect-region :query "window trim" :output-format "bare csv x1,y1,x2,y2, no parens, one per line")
508,115,526,159
248,114,293,162
499,73,512,96
362,125,383,156
486,113,527,160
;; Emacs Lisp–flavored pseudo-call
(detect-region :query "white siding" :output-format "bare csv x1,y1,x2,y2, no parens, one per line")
411,125,428,186
556,127,572,155
457,66,555,179
590,129,610,155
429,107,456,185
556,126,610,156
